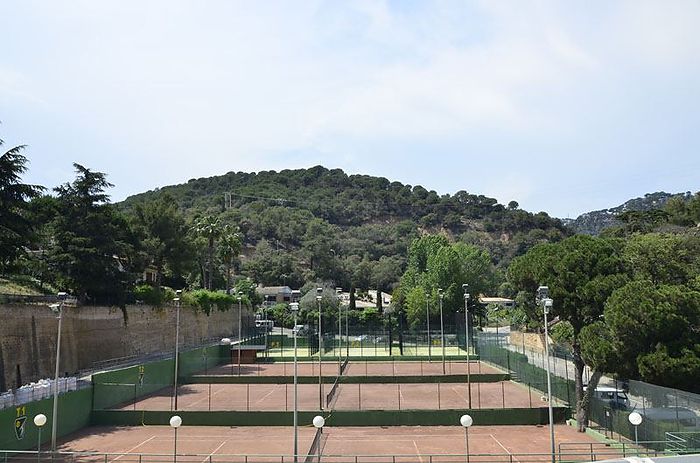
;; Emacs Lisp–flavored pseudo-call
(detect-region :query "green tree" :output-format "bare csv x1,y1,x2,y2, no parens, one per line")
508,235,627,431
0,137,44,270
49,164,137,303
192,215,221,290
131,193,194,288
398,235,496,328
589,281,700,392
219,224,242,294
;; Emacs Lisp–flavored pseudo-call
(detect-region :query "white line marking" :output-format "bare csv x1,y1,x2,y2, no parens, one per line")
201,441,227,463
186,385,226,408
450,385,469,403
111,435,157,462
413,440,423,463
489,434,519,462
255,384,279,403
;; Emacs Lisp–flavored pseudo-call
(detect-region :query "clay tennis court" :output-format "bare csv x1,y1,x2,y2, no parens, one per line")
52,425,617,462
203,361,504,377
113,381,545,411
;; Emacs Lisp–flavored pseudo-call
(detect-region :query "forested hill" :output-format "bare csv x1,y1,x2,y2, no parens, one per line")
121,166,569,289
562,191,693,235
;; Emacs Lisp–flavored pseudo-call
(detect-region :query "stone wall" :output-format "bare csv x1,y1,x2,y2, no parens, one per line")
508,330,547,353
0,303,245,392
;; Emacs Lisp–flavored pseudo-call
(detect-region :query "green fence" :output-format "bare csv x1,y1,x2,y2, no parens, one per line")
0,387,92,451
92,406,569,427
475,333,576,406
92,344,229,410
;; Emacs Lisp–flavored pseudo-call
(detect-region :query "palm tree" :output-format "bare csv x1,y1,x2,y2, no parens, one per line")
219,225,242,294
192,215,221,290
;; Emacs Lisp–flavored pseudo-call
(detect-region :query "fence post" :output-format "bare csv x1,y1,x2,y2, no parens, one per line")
437,382,441,410
247,383,250,411
478,382,481,408
358,383,361,410
397,383,401,410
501,382,505,409
528,382,532,408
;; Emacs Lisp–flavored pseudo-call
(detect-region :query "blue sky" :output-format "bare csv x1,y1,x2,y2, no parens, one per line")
1,0,698,218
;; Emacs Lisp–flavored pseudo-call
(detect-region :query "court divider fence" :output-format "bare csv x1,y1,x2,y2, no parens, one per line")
92,380,545,412
91,407,569,427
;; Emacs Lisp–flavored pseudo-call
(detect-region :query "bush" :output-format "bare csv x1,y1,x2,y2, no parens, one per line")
183,290,245,315
133,284,175,306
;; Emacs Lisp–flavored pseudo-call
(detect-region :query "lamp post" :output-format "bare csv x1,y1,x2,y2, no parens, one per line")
169,415,182,463
628,411,642,447
48,291,67,453
172,290,182,410
34,413,47,463
426,291,431,361
460,414,473,463
462,284,472,408
345,291,349,358
336,287,342,374
316,287,323,410
290,302,300,463
438,288,445,374
536,285,555,463
237,291,243,376
312,415,325,463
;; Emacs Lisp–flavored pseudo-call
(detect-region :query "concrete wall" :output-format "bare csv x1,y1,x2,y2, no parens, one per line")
0,303,244,392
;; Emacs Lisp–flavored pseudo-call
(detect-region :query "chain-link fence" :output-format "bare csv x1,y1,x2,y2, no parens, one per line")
474,331,575,406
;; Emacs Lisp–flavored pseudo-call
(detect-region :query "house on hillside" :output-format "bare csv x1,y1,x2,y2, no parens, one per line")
257,285,293,305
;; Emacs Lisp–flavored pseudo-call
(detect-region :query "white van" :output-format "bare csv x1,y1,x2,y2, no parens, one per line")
255,319,274,332
585,386,630,410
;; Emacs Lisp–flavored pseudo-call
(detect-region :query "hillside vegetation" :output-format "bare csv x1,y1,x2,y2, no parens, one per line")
121,166,570,291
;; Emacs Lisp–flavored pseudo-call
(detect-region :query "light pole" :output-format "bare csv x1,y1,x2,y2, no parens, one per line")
460,414,473,463
316,287,323,410
345,291,349,358
462,284,472,408
169,415,182,463
628,411,642,447
290,302,300,463
536,285,555,463
438,288,445,374
172,290,182,410
336,287,342,374
34,413,47,463
237,291,243,376
48,291,67,453
426,291,431,361
312,415,325,463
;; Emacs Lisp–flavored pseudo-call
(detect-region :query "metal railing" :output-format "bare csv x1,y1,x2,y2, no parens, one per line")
0,449,685,463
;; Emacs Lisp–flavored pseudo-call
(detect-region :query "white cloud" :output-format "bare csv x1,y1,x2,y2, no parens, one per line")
1,0,699,215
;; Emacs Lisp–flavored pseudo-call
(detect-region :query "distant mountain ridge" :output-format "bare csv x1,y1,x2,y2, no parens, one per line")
562,191,693,235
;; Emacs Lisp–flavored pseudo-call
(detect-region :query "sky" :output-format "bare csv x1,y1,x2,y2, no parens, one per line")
1,0,699,218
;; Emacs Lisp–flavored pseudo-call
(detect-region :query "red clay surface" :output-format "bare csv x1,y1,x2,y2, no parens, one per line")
54,425,617,462
203,361,504,377
114,381,544,411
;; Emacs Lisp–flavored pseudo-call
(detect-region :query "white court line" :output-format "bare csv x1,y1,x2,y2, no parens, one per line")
111,435,157,462
201,441,227,463
489,434,520,463
187,385,226,408
254,384,280,403
412,440,424,463
449,385,469,404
